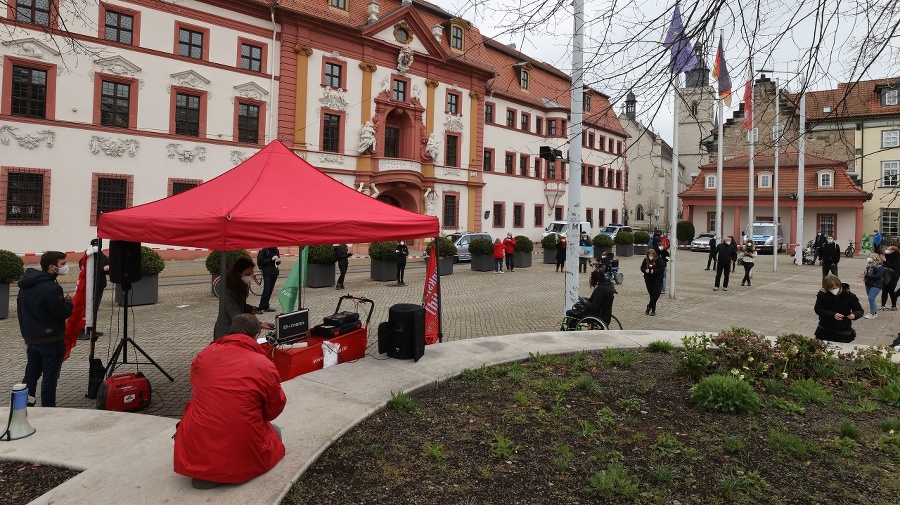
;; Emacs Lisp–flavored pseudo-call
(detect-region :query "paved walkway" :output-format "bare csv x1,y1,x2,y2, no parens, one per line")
1,251,898,504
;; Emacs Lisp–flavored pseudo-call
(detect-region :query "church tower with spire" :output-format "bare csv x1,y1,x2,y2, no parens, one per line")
677,41,716,177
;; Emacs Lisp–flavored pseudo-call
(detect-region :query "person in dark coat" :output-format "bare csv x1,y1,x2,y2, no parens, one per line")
713,235,737,291
881,245,900,311
814,274,863,343
819,235,841,277
812,231,826,264
640,249,665,316
255,247,280,312
18,251,74,407
566,267,616,327
706,235,717,270
334,244,351,290
555,236,567,272
214,258,274,339
396,240,409,285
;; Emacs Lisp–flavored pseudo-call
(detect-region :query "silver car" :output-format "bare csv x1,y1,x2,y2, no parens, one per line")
691,232,716,252
446,232,493,262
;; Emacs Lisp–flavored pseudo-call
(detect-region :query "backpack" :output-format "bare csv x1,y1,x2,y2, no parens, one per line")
884,265,896,283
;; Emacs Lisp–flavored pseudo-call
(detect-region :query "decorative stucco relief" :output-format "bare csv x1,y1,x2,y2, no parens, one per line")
0,124,54,149
167,143,206,162
89,135,139,157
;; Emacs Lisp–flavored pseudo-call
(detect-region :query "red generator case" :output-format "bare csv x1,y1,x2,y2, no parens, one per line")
97,372,152,412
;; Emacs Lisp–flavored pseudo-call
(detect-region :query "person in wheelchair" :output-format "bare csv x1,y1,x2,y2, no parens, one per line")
566,264,616,328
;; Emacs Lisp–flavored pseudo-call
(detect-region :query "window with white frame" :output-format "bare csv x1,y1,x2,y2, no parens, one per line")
758,172,772,188
705,174,716,189
635,205,645,221
883,161,899,187
818,170,833,188
882,88,898,106
747,127,759,143
882,209,899,236
883,130,899,148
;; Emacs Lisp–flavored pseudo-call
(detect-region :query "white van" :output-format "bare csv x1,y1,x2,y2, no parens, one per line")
542,221,592,240
749,221,784,253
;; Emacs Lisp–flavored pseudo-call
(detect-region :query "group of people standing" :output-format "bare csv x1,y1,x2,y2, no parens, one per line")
492,233,517,273
706,235,757,291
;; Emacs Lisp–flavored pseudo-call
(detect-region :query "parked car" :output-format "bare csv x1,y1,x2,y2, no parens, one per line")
424,232,493,262
598,224,633,239
750,221,785,253
542,220,592,241
691,232,716,252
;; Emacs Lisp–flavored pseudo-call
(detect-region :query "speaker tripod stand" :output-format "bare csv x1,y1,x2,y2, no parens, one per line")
105,281,174,382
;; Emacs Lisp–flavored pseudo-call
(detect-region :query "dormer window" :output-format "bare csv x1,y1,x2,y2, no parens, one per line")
329,0,347,9
705,175,716,189
514,62,532,90
445,18,469,52
583,90,592,111
758,172,772,189
883,88,899,106
818,169,834,188
451,26,463,50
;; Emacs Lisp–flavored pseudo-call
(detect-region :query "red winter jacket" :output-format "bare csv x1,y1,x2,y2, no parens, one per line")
503,237,517,254
493,242,505,259
174,334,286,484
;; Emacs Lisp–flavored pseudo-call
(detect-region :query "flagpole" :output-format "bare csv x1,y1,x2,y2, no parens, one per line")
716,97,724,243
669,76,680,299
748,65,755,236
795,78,806,265
564,0,584,312
773,77,780,272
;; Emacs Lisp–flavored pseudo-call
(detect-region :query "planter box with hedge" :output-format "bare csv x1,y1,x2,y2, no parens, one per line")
513,235,533,268
592,234,614,258
369,241,398,281
306,245,337,288
0,249,25,319
614,231,635,257
116,246,165,306
425,237,457,276
633,230,651,255
541,235,558,264
468,237,494,272
205,250,253,295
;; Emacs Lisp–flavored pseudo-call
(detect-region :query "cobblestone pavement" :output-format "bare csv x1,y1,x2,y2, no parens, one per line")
2,251,896,419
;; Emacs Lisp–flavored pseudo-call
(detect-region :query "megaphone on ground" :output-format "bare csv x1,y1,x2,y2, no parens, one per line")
1,384,37,441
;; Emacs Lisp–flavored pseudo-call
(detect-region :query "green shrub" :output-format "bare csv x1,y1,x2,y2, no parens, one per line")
874,378,900,407
675,333,714,380
767,428,808,457
613,231,634,245
593,234,614,248
139,246,165,275
787,378,833,406
844,346,900,385
425,236,457,258
774,333,832,379
386,391,418,414
878,418,900,432
513,235,534,252
307,244,336,264
840,421,861,439
677,220,695,243
689,374,760,414
0,249,25,284
633,230,651,244
468,237,493,255
368,241,398,261
586,464,638,499
646,340,676,354
205,249,251,274
541,234,558,249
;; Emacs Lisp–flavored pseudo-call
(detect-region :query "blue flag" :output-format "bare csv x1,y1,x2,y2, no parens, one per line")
664,4,697,74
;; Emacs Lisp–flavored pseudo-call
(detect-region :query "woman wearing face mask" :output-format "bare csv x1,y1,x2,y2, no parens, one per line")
814,274,863,344
214,258,274,340
879,246,900,311
739,239,756,286
862,253,885,319
639,249,665,316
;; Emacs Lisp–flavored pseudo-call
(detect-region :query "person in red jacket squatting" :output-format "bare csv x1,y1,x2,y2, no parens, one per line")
174,313,286,489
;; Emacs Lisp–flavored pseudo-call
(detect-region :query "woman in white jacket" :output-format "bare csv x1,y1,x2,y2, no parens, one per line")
739,239,756,286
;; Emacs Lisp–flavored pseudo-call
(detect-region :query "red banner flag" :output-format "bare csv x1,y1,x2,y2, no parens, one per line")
741,80,753,130
64,253,88,361
422,250,439,345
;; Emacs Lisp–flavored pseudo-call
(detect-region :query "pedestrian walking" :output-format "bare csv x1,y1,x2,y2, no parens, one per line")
493,238,505,273
395,241,409,285
812,231,826,264
862,253,884,319
503,233,517,272
640,249,665,316
706,235,717,270
814,274,863,344
880,245,899,311
656,239,670,292
713,235,736,291
334,244,351,290
555,236,567,272
819,235,841,277
739,239,756,286
873,229,883,255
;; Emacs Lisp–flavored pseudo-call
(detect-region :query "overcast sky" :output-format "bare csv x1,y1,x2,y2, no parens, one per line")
439,0,894,144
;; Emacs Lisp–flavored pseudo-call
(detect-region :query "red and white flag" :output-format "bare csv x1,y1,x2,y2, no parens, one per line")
64,250,96,361
741,80,753,130
422,250,440,345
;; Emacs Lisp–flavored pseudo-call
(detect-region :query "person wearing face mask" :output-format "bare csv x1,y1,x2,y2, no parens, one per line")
862,253,885,319
814,274,863,344
712,235,737,291
819,235,842,277
739,239,756,286
17,251,74,407
214,258,275,340
879,245,899,311
640,249,665,316
396,240,409,285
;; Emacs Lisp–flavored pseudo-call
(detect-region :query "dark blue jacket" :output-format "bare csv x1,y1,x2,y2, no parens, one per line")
17,268,73,344
256,248,280,277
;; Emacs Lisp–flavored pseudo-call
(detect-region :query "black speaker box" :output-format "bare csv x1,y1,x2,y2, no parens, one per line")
109,240,142,284
378,303,425,362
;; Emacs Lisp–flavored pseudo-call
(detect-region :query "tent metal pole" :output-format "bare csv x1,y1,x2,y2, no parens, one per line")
219,252,226,324
436,236,443,343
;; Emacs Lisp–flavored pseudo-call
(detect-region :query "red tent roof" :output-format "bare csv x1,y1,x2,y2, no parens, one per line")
97,140,439,249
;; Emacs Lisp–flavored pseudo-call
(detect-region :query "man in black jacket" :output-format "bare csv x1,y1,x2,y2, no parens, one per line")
256,247,280,312
812,231,826,264
706,236,717,270
17,251,74,407
713,236,737,291
819,235,842,277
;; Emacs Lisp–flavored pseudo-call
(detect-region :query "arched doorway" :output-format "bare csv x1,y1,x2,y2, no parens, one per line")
377,195,400,207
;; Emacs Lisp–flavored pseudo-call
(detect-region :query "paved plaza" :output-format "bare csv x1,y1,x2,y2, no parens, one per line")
2,249,897,419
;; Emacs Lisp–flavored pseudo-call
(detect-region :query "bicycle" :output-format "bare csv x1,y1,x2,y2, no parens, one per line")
845,240,855,258
212,273,263,298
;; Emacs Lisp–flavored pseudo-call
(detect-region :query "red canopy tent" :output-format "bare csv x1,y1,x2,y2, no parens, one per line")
97,140,439,247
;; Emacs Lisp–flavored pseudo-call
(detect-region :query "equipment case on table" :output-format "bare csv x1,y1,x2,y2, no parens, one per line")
262,328,366,382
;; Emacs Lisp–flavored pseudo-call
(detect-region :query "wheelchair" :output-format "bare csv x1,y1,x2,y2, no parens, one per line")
593,254,623,285
559,297,623,331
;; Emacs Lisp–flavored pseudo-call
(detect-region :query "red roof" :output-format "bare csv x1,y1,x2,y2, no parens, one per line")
802,78,900,120
680,153,869,199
